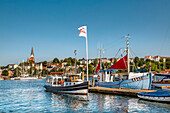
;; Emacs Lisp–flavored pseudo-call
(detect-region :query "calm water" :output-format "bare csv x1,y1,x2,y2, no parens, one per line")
0,80,170,113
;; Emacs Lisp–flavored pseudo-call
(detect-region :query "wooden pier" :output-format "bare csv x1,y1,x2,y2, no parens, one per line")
89,87,156,97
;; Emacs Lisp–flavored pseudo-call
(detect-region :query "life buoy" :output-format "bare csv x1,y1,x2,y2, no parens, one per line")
62,80,64,85
97,75,100,80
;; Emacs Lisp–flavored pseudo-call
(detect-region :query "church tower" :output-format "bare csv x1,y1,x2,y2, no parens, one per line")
27,47,35,63
30,47,34,58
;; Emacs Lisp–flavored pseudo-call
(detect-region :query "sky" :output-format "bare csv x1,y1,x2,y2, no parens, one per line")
0,0,170,66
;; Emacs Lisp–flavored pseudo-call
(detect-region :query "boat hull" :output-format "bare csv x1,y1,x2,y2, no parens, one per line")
152,83,170,88
137,95,170,102
137,91,170,102
44,81,88,95
95,73,152,89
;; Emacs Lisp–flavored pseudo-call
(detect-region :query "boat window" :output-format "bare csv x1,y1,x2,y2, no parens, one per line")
74,83,75,85
164,80,169,83
70,83,71,85
49,78,53,84
66,83,68,86
53,78,57,85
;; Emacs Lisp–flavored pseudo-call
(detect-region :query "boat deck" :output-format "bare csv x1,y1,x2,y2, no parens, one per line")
89,87,156,97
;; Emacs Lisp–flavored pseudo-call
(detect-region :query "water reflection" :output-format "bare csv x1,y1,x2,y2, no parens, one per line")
138,99,170,110
90,93,129,112
1,80,170,112
50,93,89,111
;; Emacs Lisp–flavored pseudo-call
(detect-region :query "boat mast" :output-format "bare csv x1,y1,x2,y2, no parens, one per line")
98,48,104,70
126,34,130,74
74,50,77,74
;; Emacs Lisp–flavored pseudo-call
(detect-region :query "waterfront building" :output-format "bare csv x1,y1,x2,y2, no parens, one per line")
8,64,18,69
145,56,153,61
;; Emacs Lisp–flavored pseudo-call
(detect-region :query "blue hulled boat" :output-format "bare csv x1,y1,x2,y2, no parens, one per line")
137,91,170,102
94,34,152,89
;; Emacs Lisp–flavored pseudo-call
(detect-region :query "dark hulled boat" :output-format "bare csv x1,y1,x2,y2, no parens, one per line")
44,75,88,95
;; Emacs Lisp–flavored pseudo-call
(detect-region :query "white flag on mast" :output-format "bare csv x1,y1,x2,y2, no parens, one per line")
78,25,87,38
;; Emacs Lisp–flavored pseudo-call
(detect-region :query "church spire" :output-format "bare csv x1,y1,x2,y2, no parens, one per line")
31,46,34,58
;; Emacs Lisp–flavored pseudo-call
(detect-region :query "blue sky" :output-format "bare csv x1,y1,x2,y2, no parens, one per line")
0,0,170,66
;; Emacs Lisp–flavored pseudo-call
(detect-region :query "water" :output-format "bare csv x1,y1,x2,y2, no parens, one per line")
0,80,170,112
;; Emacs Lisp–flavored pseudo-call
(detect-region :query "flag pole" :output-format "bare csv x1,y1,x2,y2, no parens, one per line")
86,31,88,81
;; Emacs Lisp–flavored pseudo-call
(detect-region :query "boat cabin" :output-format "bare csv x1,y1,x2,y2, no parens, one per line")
96,69,149,82
46,74,83,87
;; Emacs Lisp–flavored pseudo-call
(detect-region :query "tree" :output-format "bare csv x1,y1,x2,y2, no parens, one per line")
1,70,8,76
77,61,80,65
146,59,151,63
50,68,58,72
134,57,139,65
33,69,38,76
88,64,94,74
14,67,21,77
166,61,170,69
53,58,60,63
113,58,117,64
41,69,49,76
42,61,48,67
93,59,98,67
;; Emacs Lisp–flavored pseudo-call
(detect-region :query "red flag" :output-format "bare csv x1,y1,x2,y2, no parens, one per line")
95,60,100,73
108,55,127,70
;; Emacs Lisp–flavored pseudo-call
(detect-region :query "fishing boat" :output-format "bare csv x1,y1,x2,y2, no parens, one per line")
162,86,170,91
44,74,88,95
137,91,170,102
95,34,152,89
152,74,170,88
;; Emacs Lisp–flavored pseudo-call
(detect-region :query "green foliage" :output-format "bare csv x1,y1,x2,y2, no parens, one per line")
42,61,48,67
50,68,58,72
88,64,94,73
113,58,117,64
166,61,170,69
19,62,27,66
2,70,9,76
77,67,83,73
33,69,39,76
93,59,98,67
134,57,139,66
41,69,49,76
29,60,35,64
105,62,111,68
146,59,151,63
77,61,80,65
160,58,163,62
14,67,21,77
64,57,75,66
53,58,60,63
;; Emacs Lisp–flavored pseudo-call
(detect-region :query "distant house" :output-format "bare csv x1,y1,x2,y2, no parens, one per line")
8,64,18,69
35,62,43,71
88,59,94,64
161,69,170,74
145,56,153,61
153,56,161,62
160,57,170,62
0,69,2,76
102,58,111,63
129,58,134,63
79,58,87,64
